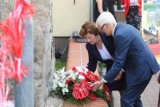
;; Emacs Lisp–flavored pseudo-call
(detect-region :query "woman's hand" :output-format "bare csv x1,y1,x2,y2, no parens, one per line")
91,80,104,91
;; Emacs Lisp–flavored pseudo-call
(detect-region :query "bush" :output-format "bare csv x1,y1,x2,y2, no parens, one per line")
55,59,66,71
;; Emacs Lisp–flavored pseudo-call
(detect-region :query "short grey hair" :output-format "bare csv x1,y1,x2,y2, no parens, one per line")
96,11,117,27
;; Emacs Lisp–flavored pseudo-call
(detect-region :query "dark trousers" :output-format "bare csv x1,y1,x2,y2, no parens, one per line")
107,0,116,19
126,6,141,30
106,72,126,91
158,72,160,107
158,90,160,107
121,78,151,107
104,73,125,107
116,0,123,10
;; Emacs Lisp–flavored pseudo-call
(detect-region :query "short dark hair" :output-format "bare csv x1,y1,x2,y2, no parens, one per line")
80,21,99,38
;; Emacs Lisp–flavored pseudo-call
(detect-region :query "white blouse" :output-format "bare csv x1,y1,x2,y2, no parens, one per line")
130,0,138,6
97,43,113,60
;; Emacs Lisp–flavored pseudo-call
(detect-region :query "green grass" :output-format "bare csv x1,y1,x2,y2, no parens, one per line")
55,59,66,71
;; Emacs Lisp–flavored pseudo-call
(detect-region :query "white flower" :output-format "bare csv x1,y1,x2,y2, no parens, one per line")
52,67,66,90
58,82,65,87
62,84,69,95
52,74,60,90
52,83,58,90
76,66,88,74
53,73,59,80
66,70,78,80
52,66,91,96
78,75,85,80
71,73,78,80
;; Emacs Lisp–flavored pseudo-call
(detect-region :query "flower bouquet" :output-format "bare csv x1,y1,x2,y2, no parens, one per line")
51,66,111,105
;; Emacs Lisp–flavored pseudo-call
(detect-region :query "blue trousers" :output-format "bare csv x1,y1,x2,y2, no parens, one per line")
121,78,151,107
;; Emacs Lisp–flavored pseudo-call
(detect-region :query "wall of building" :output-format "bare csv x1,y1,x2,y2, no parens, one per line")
53,0,90,37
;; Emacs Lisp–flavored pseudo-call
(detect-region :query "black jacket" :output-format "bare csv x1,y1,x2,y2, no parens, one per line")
86,32,115,72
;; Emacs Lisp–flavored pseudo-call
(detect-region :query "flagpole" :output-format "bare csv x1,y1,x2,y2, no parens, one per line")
15,0,34,106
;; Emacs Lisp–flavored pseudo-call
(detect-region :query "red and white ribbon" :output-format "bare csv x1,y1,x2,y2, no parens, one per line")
0,0,34,105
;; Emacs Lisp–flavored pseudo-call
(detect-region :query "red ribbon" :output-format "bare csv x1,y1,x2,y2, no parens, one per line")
0,0,34,105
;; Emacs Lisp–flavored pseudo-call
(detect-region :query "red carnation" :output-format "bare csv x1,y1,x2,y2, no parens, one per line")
90,93,96,101
86,70,99,82
72,67,78,72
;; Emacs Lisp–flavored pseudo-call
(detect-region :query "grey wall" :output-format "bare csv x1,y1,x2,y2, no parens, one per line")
31,0,55,107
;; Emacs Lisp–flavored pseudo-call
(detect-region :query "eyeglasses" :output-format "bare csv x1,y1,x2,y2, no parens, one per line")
101,24,105,30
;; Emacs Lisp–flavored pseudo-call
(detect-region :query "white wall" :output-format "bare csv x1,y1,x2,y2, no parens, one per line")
52,0,90,37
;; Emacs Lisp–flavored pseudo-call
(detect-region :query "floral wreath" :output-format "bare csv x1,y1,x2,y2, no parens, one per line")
51,66,111,105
